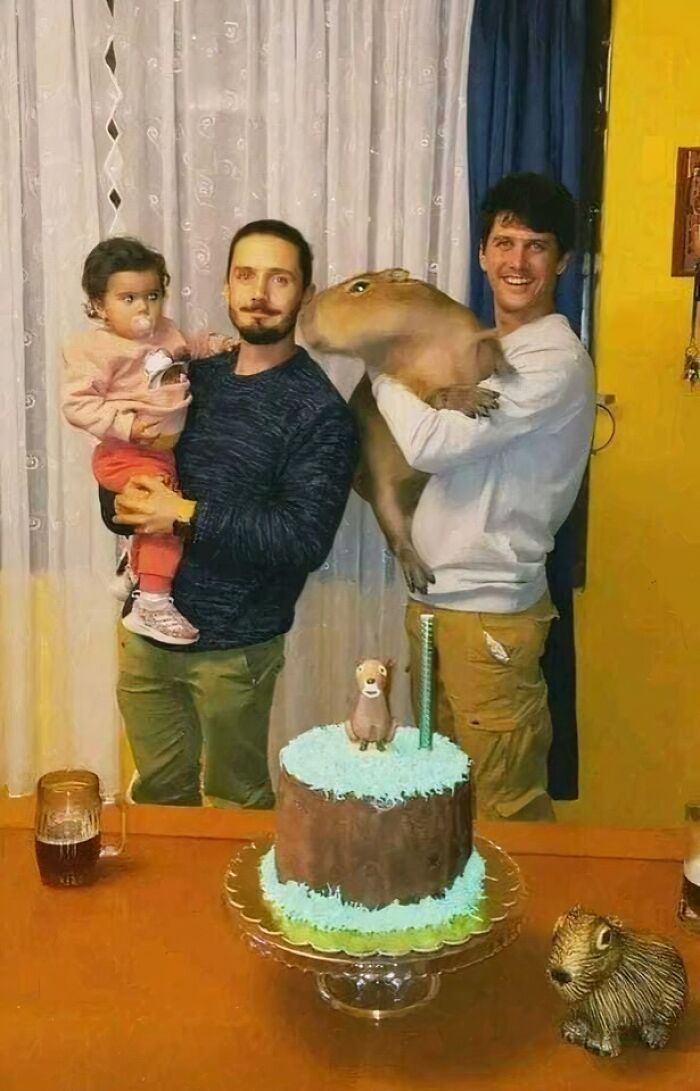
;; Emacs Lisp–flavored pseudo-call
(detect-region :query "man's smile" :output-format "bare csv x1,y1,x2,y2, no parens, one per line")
502,275,532,286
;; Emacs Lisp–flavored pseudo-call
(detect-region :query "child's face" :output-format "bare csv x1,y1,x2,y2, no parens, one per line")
94,269,165,340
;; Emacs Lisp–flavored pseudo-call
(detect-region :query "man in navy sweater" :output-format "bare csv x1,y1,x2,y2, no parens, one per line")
111,221,357,808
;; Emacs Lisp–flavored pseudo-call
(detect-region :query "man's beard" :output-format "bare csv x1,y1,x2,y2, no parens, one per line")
232,308,299,345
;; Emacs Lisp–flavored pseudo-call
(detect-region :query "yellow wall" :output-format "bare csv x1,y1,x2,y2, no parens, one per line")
556,0,700,827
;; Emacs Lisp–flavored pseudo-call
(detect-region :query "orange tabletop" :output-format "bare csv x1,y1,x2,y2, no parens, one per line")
1,802,697,1091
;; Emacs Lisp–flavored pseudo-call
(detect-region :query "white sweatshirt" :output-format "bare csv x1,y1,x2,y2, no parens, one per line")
371,313,595,613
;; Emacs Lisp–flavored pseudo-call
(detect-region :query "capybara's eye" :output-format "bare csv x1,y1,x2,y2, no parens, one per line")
348,280,371,294
595,926,612,950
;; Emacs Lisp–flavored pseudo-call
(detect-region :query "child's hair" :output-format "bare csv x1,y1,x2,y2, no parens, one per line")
82,236,171,318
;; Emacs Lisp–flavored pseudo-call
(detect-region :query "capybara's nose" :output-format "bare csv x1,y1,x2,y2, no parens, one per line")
366,677,375,685
550,968,572,985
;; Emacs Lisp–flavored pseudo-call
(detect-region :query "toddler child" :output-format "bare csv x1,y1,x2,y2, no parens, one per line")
62,236,228,645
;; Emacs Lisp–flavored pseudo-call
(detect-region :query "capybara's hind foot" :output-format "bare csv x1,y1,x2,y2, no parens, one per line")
398,548,435,595
639,1022,671,1050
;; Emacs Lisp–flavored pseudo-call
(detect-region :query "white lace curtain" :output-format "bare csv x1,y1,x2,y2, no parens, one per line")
0,0,474,797
1,1,121,796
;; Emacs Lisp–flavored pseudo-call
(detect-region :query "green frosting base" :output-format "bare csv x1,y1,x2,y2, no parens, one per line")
280,724,470,804
259,847,486,955
266,903,491,956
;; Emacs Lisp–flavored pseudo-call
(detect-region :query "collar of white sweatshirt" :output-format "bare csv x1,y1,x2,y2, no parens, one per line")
370,313,596,613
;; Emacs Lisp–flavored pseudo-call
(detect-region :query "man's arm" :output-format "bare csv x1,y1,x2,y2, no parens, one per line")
115,404,358,572
192,404,357,570
371,343,592,474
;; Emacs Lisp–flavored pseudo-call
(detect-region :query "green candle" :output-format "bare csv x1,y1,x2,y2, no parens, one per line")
418,613,435,750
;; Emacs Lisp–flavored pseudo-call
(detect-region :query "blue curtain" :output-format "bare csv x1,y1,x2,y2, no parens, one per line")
466,0,589,799
467,0,586,332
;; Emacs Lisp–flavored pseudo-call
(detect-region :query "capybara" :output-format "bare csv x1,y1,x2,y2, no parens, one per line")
300,268,511,592
548,905,688,1057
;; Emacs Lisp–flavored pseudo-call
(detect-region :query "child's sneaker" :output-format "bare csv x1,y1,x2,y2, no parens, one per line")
109,549,137,602
122,593,199,645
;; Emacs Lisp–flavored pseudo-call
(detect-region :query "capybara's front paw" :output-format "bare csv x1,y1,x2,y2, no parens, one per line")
583,1033,621,1058
426,385,500,417
561,1017,589,1046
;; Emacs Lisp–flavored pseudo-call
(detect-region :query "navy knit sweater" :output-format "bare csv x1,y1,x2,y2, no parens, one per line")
106,347,357,651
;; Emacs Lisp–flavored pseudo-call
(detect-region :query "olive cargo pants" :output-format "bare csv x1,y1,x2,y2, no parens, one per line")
117,629,285,808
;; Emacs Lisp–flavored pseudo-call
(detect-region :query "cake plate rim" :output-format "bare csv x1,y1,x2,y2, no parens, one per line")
222,834,525,965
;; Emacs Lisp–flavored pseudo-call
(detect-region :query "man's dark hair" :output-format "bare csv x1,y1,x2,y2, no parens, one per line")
479,173,577,256
82,236,170,316
226,219,314,290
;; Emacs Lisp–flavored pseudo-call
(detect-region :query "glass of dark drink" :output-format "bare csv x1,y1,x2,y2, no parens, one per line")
678,800,700,933
35,769,126,887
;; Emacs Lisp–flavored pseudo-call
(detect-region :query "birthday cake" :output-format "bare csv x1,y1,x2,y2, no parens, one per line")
259,724,487,953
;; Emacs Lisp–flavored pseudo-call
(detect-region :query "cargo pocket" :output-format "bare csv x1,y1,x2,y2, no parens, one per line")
448,598,557,733
243,635,285,689
446,600,557,820
450,620,521,733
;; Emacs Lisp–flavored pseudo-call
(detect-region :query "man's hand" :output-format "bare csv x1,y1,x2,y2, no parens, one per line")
130,418,162,445
114,475,185,535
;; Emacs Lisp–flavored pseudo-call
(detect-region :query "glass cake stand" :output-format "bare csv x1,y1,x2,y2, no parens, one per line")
223,836,525,1021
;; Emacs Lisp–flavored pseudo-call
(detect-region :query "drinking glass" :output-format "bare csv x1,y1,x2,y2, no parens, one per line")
35,769,126,887
678,800,700,933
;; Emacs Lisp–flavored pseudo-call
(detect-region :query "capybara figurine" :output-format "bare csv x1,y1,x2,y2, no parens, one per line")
345,658,398,751
548,905,688,1057
300,268,511,593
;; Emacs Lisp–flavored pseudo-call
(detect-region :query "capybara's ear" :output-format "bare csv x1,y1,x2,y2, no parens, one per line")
385,657,396,669
380,268,411,283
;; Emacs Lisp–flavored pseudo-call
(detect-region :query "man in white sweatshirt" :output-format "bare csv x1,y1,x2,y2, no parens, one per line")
370,173,595,821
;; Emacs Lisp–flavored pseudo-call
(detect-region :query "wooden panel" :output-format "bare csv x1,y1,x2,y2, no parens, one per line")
671,146,700,275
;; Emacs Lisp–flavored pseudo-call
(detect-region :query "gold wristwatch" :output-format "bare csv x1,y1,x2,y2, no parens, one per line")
172,498,197,542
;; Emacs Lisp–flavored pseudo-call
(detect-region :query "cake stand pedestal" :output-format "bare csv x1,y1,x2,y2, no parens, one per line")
223,836,525,1021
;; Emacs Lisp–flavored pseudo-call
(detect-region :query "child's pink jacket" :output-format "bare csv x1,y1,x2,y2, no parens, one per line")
62,318,211,446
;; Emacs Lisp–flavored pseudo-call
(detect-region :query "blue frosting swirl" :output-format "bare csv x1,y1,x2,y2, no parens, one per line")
260,846,485,935
280,724,470,804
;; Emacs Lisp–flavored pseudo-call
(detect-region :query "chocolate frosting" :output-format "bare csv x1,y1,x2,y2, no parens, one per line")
275,769,472,909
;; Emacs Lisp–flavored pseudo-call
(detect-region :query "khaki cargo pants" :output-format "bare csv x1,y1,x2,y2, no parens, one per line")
117,629,285,808
406,595,558,821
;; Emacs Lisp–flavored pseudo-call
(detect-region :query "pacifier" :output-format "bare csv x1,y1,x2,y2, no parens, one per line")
131,315,153,338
